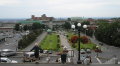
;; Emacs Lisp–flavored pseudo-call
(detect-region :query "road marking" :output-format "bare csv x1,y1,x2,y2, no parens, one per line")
95,56,102,64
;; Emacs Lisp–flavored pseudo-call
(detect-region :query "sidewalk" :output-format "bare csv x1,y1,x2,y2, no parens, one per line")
59,32,78,64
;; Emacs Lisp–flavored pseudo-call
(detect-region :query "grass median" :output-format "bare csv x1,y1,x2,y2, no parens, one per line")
39,33,61,51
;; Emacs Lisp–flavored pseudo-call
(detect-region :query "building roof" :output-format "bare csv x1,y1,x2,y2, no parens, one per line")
18,20,42,24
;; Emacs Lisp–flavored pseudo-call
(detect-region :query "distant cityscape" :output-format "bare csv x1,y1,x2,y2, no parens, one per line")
0,16,118,23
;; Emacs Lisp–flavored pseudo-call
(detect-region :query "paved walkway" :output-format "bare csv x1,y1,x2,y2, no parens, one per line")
22,32,47,51
59,32,78,64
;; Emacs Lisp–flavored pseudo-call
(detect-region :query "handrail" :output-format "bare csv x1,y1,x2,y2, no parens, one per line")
0,50,74,64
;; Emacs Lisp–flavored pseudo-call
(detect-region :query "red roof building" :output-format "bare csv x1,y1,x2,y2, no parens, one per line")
31,14,54,21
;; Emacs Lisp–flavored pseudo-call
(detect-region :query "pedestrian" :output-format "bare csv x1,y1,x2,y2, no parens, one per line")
81,56,85,64
61,46,68,64
113,55,118,64
30,43,42,60
84,56,90,65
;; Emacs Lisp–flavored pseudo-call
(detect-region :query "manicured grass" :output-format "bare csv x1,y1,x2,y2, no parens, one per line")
67,32,96,49
39,33,60,51
77,43,96,49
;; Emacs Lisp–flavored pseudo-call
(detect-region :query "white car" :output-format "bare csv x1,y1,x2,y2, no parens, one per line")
43,50,48,54
86,49,91,53
0,57,17,63
24,52,34,57
1,49,16,57
80,49,86,54
23,52,35,62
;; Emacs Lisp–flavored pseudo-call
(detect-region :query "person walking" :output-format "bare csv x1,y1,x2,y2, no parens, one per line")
84,56,90,65
30,43,42,60
61,46,68,64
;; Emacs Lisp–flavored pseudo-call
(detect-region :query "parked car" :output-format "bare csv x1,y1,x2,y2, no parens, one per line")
48,50,53,54
7,35,13,38
1,49,16,57
94,49,102,53
80,49,86,54
0,57,17,63
86,49,91,53
43,50,48,54
23,52,36,62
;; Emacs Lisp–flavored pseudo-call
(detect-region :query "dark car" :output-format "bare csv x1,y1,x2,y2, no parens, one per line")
48,50,53,54
1,49,16,57
94,49,102,53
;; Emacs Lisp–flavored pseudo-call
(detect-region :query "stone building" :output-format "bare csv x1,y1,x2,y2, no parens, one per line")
31,14,54,21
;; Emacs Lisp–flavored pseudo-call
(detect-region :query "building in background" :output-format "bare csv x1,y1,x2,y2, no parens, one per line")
30,14,54,21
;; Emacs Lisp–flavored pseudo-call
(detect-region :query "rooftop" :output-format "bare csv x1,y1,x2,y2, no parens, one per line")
18,20,42,24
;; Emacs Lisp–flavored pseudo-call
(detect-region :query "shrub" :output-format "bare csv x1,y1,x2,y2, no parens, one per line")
70,35,79,44
80,36,89,44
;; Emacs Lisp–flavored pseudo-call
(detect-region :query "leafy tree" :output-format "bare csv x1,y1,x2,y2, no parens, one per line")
63,22,71,30
81,21,90,25
14,23,20,31
32,22,41,30
95,22,120,47
23,25,29,31
67,18,71,21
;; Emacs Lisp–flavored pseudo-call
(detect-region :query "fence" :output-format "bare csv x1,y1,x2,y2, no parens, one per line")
0,50,74,64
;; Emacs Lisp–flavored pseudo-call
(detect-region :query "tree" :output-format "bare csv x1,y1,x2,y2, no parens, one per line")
95,22,120,47
63,22,71,30
23,25,28,31
67,18,71,21
32,22,41,30
14,23,20,31
81,21,90,25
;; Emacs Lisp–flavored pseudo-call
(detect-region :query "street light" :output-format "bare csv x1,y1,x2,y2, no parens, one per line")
19,25,23,32
83,25,87,35
71,23,87,64
96,46,99,57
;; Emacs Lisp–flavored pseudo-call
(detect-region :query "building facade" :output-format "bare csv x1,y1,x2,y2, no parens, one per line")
31,14,54,21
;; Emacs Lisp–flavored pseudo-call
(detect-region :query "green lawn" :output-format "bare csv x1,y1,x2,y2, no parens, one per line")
39,33,60,51
67,32,96,49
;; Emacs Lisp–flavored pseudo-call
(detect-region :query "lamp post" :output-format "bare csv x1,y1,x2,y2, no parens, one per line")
96,46,99,57
19,25,23,32
71,23,87,64
83,25,87,35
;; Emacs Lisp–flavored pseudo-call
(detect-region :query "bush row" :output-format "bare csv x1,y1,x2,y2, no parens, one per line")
18,29,43,49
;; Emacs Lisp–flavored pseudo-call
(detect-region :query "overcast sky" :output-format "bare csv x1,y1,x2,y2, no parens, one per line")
0,0,120,18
